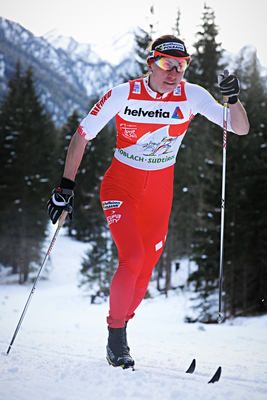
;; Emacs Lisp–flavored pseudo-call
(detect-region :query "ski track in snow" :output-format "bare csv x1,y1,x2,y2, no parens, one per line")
0,230,267,400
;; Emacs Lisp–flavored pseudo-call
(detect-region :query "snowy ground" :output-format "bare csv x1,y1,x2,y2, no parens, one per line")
1,230,267,400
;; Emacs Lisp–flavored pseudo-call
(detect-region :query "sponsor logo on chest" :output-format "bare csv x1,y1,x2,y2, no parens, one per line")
123,105,184,120
124,105,170,118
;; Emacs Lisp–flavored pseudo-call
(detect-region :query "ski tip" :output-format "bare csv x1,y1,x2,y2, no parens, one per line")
208,366,222,384
186,358,196,374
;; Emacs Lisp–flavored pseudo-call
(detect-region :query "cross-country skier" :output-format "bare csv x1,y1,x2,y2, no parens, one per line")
47,35,249,369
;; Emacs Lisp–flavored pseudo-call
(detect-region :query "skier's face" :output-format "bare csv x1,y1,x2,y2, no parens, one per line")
148,60,184,94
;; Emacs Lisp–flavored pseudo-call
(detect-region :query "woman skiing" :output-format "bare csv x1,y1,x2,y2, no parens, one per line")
47,35,249,369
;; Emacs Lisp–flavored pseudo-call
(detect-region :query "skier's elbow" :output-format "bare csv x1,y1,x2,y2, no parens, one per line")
233,123,250,136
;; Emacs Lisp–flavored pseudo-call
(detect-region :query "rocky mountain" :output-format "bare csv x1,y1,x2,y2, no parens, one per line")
0,17,138,126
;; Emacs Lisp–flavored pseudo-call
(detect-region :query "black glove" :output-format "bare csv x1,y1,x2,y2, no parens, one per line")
47,177,75,224
218,73,240,104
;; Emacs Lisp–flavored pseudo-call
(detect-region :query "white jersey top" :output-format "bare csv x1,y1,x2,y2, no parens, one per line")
78,76,232,171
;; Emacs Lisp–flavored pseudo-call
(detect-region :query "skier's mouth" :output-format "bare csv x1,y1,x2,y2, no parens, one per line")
164,81,177,86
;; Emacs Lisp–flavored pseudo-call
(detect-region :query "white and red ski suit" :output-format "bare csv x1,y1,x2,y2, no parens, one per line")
78,76,233,328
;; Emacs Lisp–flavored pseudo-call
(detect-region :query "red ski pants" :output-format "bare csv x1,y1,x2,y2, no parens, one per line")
100,158,174,328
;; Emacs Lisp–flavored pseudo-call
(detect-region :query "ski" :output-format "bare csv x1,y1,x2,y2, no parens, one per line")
127,358,222,382
185,359,222,383
185,358,196,373
208,366,222,383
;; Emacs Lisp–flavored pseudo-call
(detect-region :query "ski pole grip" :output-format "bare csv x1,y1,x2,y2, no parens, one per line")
218,69,229,104
58,210,68,228
223,68,229,104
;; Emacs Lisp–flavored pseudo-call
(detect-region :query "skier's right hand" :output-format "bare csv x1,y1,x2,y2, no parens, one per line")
47,177,75,224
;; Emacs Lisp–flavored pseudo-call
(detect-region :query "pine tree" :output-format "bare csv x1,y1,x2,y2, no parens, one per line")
173,3,225,257
133,4,155,77
79,235,117,303
179,4,227,321
121,27,152,82
187,33,267,320
172,7,181,37
136,28,152,75
187,3,223,96
121,5,155,82
222,48,267,317
0,64,56,283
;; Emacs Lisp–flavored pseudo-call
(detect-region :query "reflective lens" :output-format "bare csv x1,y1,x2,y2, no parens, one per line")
154,56,189,72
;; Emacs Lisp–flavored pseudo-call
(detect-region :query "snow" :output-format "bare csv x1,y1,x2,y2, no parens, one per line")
44,28,135,66
44,30,102,64
90,30,136,65
1,229,267,400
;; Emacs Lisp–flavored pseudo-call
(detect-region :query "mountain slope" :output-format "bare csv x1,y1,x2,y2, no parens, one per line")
0,17,137,126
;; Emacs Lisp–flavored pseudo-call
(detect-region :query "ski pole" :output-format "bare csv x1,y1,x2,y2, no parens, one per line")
6,209,69,355
217,69,229,323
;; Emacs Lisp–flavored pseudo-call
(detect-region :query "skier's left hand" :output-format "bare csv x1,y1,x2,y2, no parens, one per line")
218,73,240,104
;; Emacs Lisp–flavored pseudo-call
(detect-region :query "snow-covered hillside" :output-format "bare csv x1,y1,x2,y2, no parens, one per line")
0,229,267,400
44,28,136,66
0,17,138,126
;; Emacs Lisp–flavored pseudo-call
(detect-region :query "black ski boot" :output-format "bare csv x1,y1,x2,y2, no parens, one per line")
122,321,130,353
106,323,135,369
